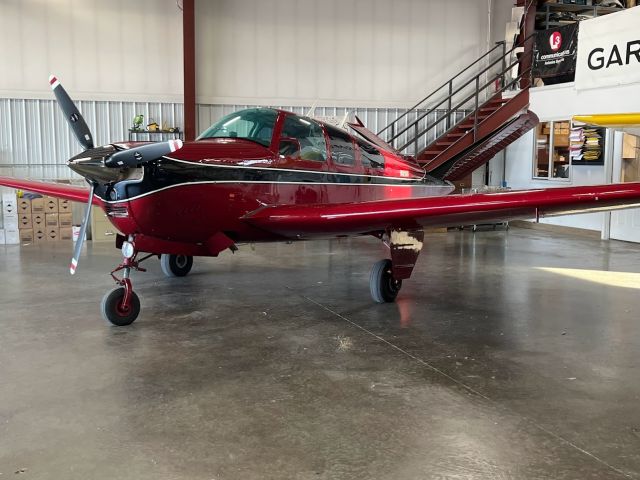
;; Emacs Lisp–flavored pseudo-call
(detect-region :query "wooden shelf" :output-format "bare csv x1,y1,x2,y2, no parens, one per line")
536,3,625,30
128,129,183,141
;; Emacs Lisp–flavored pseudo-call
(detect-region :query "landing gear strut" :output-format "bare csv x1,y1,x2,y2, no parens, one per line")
100,236,150,326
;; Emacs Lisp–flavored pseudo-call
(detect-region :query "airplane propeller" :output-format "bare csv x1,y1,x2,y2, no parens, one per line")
49,75,95,150
104,139,183,168
48,74,183,275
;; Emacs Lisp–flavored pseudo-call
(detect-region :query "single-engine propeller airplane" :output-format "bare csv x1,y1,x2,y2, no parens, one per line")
3,76,640,326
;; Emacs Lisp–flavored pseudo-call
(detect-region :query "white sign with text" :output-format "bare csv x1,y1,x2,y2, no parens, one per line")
575,7,640,91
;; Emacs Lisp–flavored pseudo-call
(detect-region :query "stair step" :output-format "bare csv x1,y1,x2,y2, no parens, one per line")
435,141,455,146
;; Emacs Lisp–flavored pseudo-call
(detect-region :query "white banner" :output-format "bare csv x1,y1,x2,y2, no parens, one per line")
575,6,640,91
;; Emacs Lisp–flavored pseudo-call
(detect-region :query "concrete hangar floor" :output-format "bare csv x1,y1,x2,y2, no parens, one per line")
0,227,639,479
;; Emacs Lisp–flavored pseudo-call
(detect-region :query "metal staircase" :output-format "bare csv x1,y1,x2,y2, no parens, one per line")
378,33,537,182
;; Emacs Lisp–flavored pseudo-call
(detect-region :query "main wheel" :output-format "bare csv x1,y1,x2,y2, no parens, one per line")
160,254,193,277
101,287,141,326
370,259,402,303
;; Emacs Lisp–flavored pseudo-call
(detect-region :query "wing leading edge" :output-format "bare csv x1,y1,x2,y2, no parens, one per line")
244,182,640,237
0,177,98,204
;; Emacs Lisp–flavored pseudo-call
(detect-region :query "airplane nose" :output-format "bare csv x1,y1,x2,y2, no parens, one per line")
67,145,127,183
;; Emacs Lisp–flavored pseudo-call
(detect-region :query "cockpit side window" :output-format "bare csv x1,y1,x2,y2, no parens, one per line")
279,114,327,162
356,139,385,169
324,124,356,166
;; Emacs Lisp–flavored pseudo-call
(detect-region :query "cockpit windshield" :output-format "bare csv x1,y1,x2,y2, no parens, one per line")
197,108,278,147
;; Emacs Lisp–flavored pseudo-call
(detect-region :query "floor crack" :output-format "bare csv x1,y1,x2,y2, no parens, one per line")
289,287,636,480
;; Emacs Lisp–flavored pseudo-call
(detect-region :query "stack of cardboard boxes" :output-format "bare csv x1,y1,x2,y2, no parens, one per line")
1,192,20,245
18,195,73,243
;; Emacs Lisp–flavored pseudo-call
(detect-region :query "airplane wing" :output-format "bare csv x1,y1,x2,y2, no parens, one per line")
573,113,640,136
0,176,98,204
244,182,640,237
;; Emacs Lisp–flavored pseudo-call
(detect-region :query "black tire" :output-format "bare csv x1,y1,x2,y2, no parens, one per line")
100,287,141,326
370,259,402,303
160,254,193,277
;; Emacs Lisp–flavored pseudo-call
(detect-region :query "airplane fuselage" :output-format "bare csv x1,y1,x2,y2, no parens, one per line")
76,109,454,253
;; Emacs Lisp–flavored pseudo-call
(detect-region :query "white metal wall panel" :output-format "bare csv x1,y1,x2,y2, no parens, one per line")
195,0,491,107
0,99,183,180
1,98,467,179
0,0,183,101
196,103,470,155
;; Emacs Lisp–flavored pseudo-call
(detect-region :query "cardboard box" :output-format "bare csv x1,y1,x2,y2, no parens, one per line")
58,199,72,213
47,227,60,242
4,216,19,230
18,214,32,229
0,229,4,245
32,213,45,227
60,227,73,241
18,198,31,214
46,227,59,241
34,228,46,243
554,134,570,147
45,213,59,227
92,222,120,242
2,193,17,217
44,196,58,213
19,228,34,243
58,212,73,228
30,197,45,213
5,229,20,245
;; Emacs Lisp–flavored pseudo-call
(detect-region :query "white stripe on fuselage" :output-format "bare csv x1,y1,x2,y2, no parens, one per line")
98,180,453,204
163,156,427,182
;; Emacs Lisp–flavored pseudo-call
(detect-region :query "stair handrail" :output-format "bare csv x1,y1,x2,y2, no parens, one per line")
377,41,506,138
381,32,536,153
398,48,535,152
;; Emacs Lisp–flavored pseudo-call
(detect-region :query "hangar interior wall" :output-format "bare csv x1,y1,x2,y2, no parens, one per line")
504,81,640,233
195,0,493,107
0,0,502,179
0,0,184,102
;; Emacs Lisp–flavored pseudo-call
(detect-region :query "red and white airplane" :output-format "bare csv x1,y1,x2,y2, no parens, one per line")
2,76,640,326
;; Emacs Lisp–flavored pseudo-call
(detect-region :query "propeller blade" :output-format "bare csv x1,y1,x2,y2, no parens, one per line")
104,139,183,168
49,75,95,150
70,183,95,275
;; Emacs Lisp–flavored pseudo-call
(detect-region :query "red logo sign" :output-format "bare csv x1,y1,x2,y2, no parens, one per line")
549,31,562,52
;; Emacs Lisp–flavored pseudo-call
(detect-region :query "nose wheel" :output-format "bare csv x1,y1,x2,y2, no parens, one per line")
101,286,141,326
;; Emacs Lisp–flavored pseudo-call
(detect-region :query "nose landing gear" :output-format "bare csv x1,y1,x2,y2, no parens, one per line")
100,236,153,326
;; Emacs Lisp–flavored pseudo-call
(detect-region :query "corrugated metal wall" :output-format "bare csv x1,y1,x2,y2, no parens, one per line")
0,99,469,180
197,104,470,155
0,98,183,180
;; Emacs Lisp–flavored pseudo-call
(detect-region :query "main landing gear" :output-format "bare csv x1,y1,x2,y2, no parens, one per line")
160,254,193,277
369,228,425,304
100,236,153,326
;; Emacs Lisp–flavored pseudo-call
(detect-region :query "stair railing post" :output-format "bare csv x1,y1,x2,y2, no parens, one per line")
414,123,419,157
473,76,480,142
500,41,507,89
447,80,453,130
390,123,396,148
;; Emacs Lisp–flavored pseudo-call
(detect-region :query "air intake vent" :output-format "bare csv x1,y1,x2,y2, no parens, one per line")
104,204,129,218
